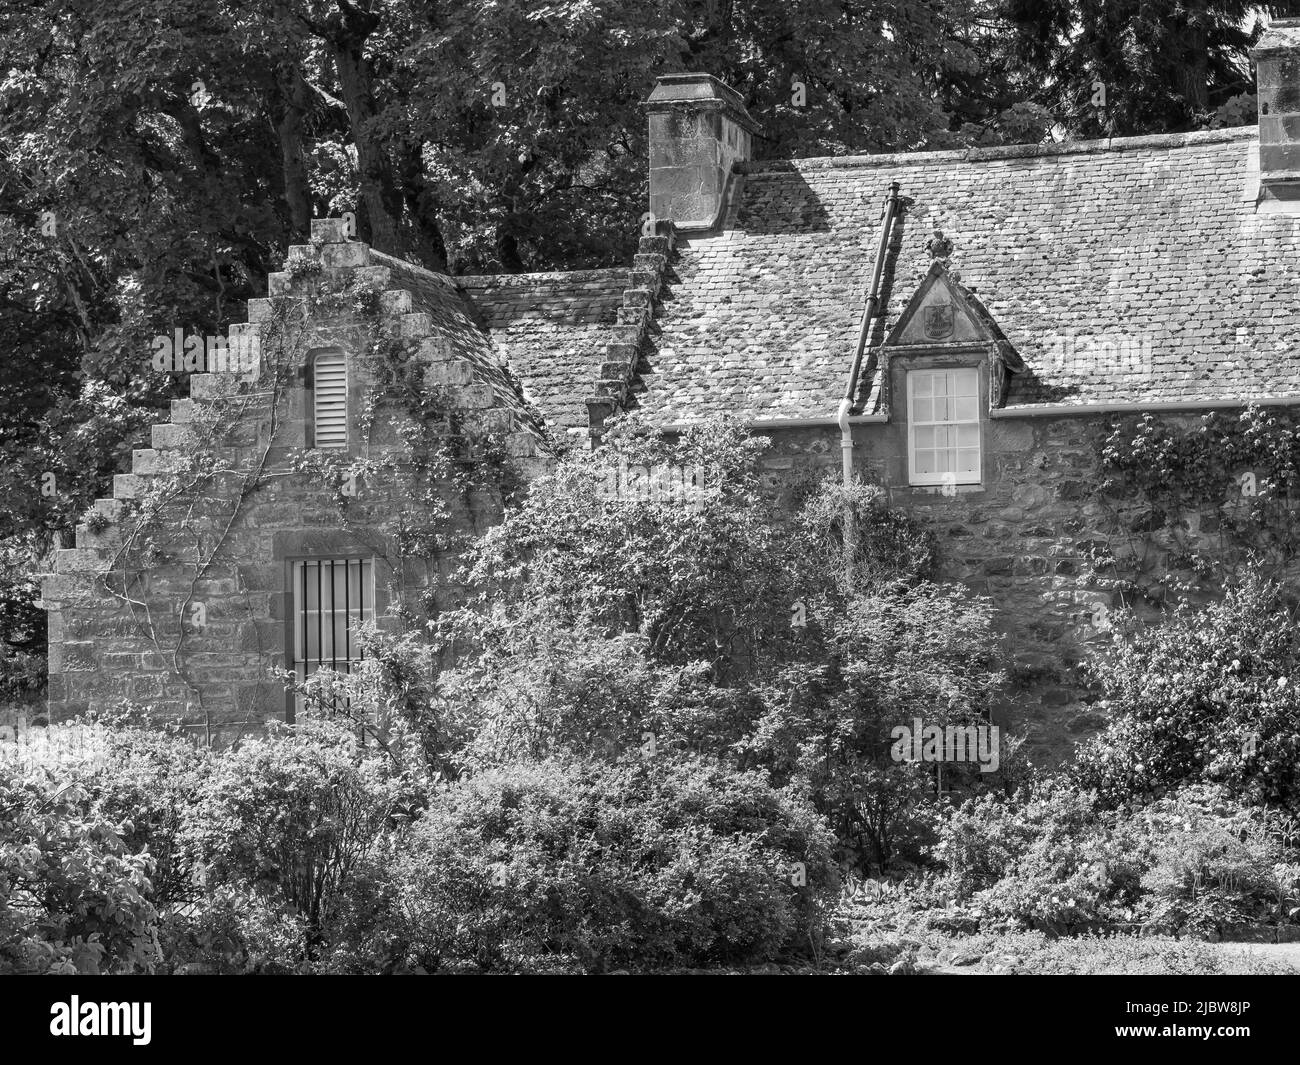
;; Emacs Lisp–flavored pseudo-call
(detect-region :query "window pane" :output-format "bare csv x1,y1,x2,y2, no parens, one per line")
952,369,978,397
912,396,932,422
916,450,937,475
331,560,347,613
302,563,319,609
958,448,980,473
958,424,979,447
333,610,348,663
913,374,933,397
914,426,935,449
305,613,319,663
955,396,978,421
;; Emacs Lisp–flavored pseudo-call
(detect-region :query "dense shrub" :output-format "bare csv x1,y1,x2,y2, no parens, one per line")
1073,572,1300,810
0,761,158,974
76,712,211,907
396,755,838,972
933,781,1144,933
182,718,417,945
419,417,1006,872
932,780,1300,938
1135,787,1300,937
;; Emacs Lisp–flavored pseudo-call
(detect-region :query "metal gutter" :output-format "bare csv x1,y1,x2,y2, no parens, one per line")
656,414,889,432
991,396,1300,418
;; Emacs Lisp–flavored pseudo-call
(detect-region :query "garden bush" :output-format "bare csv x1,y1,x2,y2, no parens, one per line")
931,779,1300,939
0,760,158,974
422,416,1007,873
395,755,838,972
1072,571,1300,810
181,717,417,948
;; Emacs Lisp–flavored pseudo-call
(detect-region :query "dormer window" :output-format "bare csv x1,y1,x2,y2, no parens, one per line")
310,350,348,449
907,368,980,486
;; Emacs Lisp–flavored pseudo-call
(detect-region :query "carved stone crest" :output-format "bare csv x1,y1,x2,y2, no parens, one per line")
923,303,955,340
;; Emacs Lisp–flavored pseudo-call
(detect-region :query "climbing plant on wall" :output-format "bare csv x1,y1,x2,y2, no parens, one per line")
80,260,521,742
1093,406,1300,608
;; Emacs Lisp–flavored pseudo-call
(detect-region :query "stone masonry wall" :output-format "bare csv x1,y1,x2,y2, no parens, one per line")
756,412,1142,767
41,220,547,746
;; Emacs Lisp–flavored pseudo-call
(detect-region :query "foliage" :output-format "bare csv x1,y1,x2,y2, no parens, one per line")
182,717,417,943
76,711,212,908
395,755,838,972
1096,407,1300,602
1072,571,1300,811
1138,793,1299,938
415,415,1004,873
1004,0,1278,137
932,779,1300,939
0,760,159,974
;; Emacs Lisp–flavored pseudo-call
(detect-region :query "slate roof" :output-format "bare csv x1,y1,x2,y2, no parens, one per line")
372,251,548,436
632,125,1300,424
447,124,1300,432
457,270,627,434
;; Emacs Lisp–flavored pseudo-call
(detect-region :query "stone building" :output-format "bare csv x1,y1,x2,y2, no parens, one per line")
41,21,1300,759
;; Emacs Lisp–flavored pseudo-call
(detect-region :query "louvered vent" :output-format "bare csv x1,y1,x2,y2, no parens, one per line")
312,351,348,449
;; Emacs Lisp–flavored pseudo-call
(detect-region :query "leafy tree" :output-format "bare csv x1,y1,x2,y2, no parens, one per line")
412,415,1006,870
1003,0,1300,136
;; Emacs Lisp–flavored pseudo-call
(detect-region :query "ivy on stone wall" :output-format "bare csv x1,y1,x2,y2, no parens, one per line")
80,262,520,739
1095,406,1300,607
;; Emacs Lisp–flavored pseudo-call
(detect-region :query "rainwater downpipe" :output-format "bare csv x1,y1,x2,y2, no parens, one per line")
838,181,901,488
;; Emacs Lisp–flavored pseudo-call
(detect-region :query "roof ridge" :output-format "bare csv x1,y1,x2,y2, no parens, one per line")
456,267,629,286
740,124,1257,175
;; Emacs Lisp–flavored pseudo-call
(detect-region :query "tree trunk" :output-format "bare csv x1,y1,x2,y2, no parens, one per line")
322,4,407,259
273,66,313,240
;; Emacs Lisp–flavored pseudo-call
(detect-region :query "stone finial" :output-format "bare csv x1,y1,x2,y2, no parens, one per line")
926,229,954,260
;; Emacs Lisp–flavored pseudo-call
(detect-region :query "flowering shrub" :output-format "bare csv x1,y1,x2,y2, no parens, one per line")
1134,786,1300,937
1072,571,1300,810
933,782,1144,933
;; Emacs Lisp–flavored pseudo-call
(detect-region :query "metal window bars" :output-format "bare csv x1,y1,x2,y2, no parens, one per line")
292,559,372,717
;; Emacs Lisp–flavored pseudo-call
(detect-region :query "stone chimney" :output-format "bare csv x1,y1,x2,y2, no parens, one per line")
643,73,759,231
1252,18,1300,206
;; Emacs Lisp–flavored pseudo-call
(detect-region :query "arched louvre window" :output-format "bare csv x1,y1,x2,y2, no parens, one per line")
312,351,348,449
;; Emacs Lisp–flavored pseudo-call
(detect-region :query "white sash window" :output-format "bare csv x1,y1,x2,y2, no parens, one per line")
908,368,981,486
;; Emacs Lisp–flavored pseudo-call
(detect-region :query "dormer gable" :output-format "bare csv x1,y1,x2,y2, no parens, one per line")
885,261,1013,358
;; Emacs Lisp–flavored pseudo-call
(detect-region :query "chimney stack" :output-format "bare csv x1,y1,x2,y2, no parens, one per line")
643,73,759,231
1252,18,1300,207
